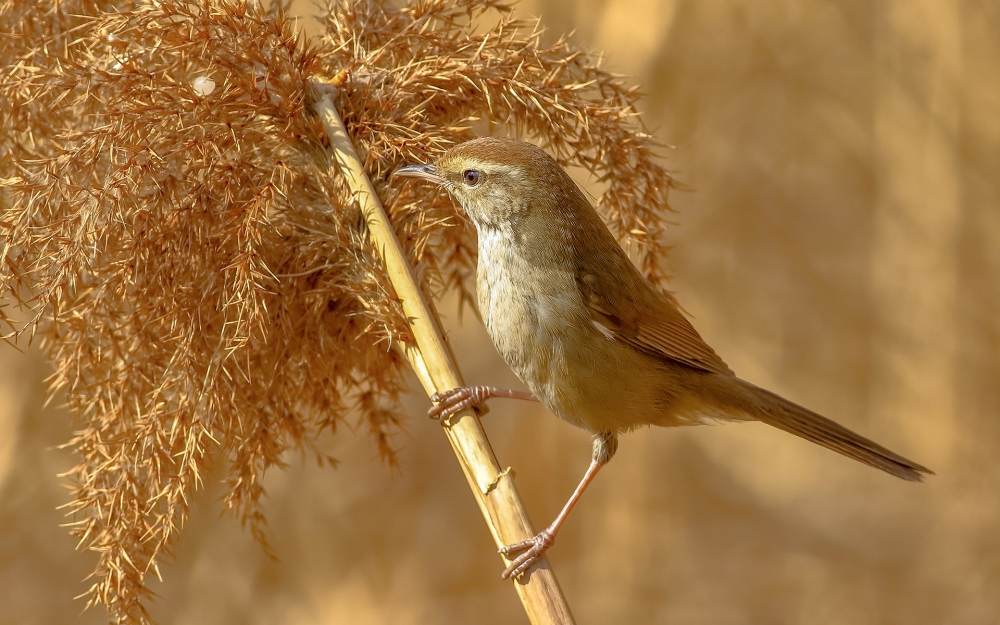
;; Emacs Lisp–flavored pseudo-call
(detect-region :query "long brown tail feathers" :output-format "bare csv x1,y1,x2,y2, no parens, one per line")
737,380,933,482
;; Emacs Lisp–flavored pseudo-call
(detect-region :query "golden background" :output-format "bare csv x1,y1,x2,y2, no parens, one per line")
2,0,997,622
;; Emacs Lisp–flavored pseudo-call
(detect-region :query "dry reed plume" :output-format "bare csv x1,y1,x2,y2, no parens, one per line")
0,0,676,621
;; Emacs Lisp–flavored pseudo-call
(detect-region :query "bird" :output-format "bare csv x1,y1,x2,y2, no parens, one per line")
394,137,932,581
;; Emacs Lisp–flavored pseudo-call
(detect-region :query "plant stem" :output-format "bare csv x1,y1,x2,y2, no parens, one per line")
312,87,576,625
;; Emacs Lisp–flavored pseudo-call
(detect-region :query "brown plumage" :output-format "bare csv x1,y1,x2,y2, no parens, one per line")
396,137,931,580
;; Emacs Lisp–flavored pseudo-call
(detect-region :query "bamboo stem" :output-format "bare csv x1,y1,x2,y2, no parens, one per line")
312,88,576,625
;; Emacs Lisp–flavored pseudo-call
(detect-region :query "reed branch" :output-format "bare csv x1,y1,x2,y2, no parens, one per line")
312,87,575,625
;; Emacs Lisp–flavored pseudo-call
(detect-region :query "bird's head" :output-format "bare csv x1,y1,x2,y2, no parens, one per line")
395,137,579,230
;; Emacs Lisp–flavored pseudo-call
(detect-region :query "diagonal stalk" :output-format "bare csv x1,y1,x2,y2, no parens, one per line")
312,87,575,625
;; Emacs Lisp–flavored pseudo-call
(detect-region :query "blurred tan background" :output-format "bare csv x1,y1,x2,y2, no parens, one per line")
3,0,998,623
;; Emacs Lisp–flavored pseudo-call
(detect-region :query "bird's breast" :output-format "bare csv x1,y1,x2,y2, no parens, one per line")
476,226,583,367
475,226,622,430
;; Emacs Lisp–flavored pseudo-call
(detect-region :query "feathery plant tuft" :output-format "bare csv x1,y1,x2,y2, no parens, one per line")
0,0,676,621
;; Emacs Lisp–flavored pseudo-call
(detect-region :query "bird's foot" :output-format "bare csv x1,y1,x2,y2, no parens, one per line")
427,386,493,422
499,528,555,580
427,386,537,423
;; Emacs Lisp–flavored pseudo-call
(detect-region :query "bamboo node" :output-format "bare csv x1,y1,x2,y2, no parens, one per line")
485,466,517,496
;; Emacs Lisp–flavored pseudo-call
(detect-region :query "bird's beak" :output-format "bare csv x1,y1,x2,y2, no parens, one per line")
393,163,444,184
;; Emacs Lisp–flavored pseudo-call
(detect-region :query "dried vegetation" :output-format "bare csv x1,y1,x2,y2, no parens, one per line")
0,0,675,621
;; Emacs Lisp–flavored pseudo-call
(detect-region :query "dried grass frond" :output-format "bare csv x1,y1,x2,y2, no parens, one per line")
0,0,675,622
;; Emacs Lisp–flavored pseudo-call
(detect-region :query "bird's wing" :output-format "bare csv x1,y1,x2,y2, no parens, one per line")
578,267,734,376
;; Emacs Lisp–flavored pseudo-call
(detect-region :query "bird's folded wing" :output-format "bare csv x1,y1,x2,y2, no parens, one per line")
580,270,734,377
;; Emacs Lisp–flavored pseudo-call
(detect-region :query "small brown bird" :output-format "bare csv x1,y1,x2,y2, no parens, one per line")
395,137,931,580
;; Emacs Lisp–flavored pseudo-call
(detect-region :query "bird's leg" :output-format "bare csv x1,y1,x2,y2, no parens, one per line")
499,432,618,581
499,459,604,580
427,385,538,422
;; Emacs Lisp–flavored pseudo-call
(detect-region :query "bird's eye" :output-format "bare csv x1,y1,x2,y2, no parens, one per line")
463,169,482,187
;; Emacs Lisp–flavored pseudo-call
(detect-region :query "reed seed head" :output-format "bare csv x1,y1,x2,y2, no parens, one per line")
0,0,677,621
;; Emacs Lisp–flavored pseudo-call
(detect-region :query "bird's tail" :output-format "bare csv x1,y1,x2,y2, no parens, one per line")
725,378,933,482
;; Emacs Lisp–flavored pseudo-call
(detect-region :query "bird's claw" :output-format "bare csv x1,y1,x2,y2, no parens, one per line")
499,529,555,580
427,386,490,423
